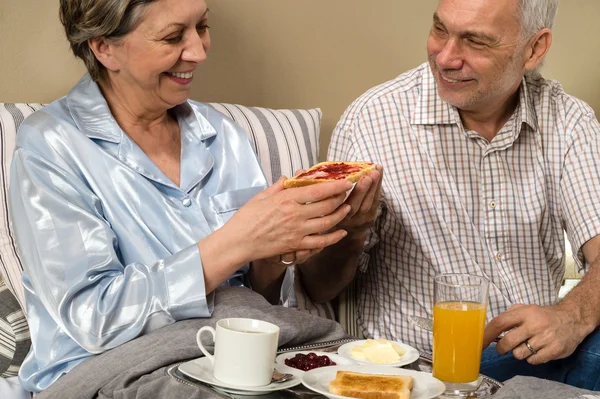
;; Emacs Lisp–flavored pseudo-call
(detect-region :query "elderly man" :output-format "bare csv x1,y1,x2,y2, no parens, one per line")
298,0,600,389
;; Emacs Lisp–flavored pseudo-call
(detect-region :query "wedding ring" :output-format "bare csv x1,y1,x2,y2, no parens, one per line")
524,339,537,355
279,253,296,265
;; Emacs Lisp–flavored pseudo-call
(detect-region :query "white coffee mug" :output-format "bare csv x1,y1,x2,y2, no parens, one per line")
196,318,280,387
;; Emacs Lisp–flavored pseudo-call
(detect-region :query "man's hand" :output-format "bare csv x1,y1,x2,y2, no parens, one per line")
338,165,383,233
483,303,594,365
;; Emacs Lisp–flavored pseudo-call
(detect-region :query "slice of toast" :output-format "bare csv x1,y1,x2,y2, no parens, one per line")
283,161,375,188
329,370,413,399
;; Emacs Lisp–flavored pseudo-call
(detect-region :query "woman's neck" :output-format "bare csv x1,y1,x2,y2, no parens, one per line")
97,77,173,137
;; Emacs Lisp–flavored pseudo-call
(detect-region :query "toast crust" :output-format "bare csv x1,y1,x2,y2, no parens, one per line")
328,370,413,399
283,161,375,189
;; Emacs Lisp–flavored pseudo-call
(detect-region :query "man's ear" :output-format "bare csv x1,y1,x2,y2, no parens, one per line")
88,37,120,72
524,28,552,72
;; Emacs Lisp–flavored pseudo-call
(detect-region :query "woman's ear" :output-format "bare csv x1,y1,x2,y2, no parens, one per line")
88,37,120,72
524,28,552,73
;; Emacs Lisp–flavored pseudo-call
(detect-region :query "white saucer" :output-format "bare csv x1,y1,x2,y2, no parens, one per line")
275,350,356,377
337,339,420,367
302,364,446,399
178,356,301,395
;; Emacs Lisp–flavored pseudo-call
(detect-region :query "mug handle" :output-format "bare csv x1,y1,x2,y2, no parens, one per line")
196,326,216,365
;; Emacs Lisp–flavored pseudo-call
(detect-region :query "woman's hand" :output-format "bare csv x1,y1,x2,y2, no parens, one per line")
224,177,353,265
263,248,324,267
290,164,384,235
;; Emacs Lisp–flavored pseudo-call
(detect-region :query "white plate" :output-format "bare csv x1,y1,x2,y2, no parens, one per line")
337,339,420,367
275,350,356,377
301,364,446,399
178,356,301,395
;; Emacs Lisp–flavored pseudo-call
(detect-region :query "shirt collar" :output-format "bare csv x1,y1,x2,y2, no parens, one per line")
411,63,460,125
66,74,217,143
515,77,538,133
411,63,538,134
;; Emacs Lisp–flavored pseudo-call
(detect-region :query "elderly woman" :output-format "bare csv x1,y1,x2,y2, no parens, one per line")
8,0,375,393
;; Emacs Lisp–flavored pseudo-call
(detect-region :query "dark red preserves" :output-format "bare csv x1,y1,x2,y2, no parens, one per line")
296,163,364,180
284,352,337,371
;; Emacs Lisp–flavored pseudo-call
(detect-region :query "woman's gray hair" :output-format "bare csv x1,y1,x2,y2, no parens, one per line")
59,0,156,81
517,0,559,38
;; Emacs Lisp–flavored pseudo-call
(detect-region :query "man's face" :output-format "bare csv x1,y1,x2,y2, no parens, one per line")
427,0,527,112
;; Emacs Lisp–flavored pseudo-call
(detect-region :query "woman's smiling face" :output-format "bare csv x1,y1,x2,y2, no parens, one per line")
100,0,210,111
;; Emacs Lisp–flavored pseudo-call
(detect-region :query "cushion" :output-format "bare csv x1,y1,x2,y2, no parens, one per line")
0,280,30,377
208,103,321,184
0,103,44,311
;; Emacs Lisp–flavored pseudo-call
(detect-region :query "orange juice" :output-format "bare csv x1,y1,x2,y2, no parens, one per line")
433,301,487,383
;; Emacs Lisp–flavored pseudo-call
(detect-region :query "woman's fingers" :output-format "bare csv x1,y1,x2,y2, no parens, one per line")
300,192,348,217
299,229,348,249
300,204,351,235
274,248,323,267
288,180,353,204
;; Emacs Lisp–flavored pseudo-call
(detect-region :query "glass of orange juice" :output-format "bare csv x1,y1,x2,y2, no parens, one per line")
433,273,489,396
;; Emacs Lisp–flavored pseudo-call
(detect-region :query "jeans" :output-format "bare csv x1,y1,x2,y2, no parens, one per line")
480,328,600,391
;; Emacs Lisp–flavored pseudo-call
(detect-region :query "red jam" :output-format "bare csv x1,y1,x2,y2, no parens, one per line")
284,352,337,371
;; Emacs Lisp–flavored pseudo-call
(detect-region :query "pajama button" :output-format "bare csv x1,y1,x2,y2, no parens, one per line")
182,197,192,207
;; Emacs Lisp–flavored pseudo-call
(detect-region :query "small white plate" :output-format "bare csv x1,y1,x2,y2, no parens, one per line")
301,364,446,399
337,339,420,367
178,356,301,395
275,350,356,377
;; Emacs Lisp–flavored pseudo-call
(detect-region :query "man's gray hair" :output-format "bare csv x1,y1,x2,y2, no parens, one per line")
517,0,559,38
516,0,559,75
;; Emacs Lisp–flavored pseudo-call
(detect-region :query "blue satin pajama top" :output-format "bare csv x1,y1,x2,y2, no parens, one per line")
9,74,292,392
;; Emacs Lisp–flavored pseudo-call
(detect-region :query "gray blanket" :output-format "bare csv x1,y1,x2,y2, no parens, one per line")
492,376,600,399
36,286,348,399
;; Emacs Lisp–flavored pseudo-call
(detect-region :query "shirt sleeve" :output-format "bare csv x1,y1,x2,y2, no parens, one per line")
10,146,212,354
560,110,600,273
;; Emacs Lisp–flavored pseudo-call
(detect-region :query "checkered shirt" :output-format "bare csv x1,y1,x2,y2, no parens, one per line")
328,62,600,353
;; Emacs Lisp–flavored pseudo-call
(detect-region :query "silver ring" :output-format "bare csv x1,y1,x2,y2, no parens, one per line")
279,254,296,265
524,340,537,355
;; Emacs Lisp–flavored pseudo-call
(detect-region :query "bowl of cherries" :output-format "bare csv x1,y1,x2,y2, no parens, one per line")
275,350,356,375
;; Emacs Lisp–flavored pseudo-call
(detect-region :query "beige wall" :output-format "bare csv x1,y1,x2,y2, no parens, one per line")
1,1,600,161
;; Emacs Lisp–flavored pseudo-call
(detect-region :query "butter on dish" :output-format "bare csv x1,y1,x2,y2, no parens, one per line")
351,338,407,364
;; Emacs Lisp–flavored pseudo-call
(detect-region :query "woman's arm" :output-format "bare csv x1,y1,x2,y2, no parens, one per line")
11,147,212,353
198,177,354,298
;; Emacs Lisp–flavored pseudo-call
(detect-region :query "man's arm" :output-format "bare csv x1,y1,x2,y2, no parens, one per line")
483,235,600,364
296,230,367,304
296,166,383,303
554,235,600,330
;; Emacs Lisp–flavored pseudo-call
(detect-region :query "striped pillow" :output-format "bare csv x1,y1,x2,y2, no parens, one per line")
208,103,321,184
0,103,44,311
0,280,30,377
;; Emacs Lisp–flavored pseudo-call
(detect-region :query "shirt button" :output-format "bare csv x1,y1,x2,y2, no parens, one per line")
182,197,192,208
496,252,504,261
488,200,497,209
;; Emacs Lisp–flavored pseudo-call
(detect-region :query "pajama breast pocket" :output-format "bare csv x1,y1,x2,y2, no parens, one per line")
209,185,266,227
